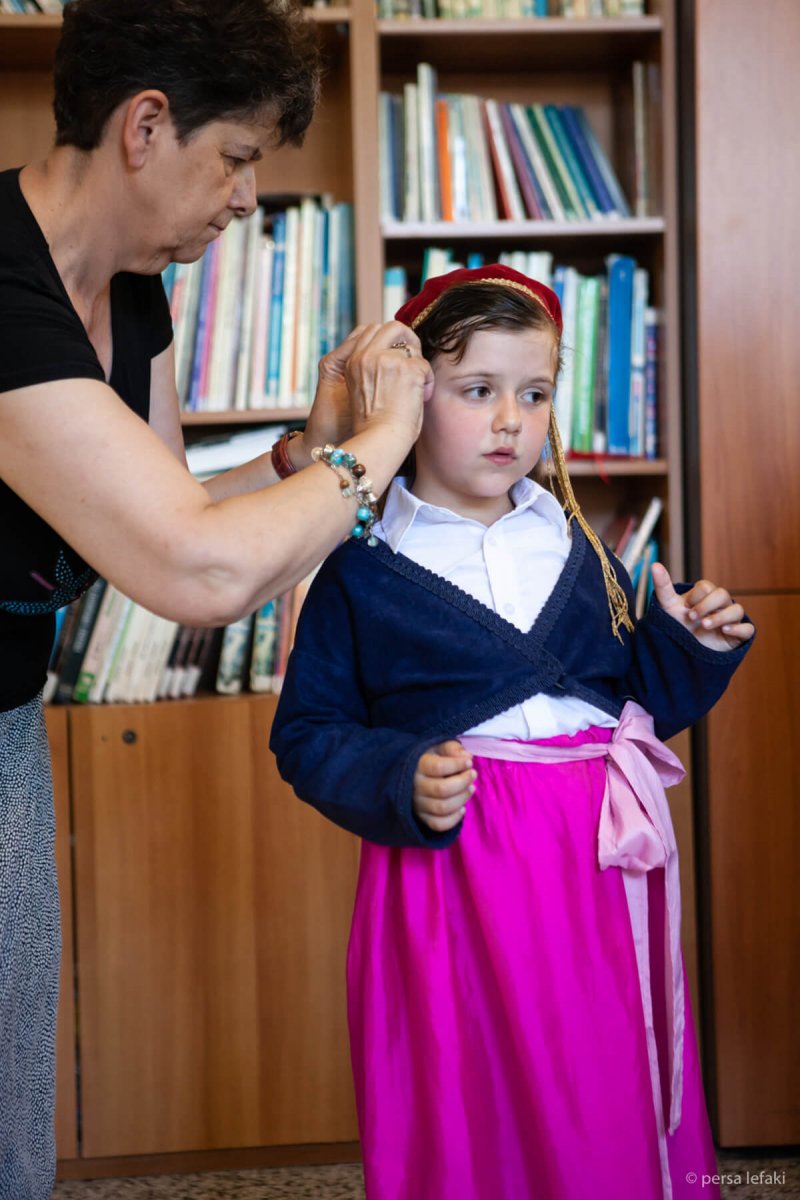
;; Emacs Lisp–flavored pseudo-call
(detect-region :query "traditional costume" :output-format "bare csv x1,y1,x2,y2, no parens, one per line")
270,266,751,1200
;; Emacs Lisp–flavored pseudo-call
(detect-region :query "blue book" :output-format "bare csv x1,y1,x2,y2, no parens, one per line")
606,255,636,456
575,107,632,219
186,241,217,412
561,105,618,216
266,211,286,402
466,252,485,270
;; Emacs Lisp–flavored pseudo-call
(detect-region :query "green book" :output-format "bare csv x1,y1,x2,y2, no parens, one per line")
543,104,598,219
571,275,602,453
525,105,580,220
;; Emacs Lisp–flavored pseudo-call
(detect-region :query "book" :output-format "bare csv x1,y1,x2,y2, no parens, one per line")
250,599,282,692
417,63,441,224
499,103,545,221
560,104,619,217
54,578,107,704
628,265,649,456
483,99,526,221
605,254,636,456
571,275,601,453
644,306,661,460
215,615,255,695
436,97,454,223
403,82,420,223
508,103,562,221
525,104,580,221
542,104,599,220
620,496,663,574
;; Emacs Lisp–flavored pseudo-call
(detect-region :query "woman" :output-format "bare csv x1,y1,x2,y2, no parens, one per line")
0,1,429,1195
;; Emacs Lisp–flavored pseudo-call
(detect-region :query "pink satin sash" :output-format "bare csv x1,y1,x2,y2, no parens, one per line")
461,701,686,1200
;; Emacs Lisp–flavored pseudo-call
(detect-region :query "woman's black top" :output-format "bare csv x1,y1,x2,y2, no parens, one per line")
0,168,173,711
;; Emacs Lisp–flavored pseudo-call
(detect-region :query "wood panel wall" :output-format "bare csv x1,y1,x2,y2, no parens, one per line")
691,0,800,1146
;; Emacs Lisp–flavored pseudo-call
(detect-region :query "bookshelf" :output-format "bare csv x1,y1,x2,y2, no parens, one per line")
2,0,696,1175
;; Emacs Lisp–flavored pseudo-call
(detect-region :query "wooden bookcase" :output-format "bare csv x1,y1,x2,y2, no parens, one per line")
2,0,701,1175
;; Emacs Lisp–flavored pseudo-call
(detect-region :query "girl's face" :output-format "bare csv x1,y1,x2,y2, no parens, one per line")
412,326,557,525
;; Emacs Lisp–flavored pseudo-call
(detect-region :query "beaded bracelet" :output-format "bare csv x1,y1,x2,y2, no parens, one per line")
311,444,378,546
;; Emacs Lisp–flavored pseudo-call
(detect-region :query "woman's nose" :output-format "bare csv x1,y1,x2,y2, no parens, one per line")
229,164,258,217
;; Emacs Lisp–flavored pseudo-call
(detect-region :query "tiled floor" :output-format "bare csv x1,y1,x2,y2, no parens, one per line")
51,1151,800,1199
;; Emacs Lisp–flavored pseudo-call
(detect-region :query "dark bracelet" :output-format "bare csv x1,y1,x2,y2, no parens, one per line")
271,429,302,480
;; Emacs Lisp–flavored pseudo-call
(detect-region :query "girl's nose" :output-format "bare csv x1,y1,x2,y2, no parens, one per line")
493,394,522,433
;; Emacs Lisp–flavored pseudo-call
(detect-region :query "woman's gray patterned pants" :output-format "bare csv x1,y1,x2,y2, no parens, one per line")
0,692,59,1200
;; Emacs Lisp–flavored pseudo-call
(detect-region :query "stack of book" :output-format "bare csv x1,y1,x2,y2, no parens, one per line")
163,197,354,413
380,65,637,223
44,569,318,706
605,495,662,620
377,0,645,17
385,249,660,459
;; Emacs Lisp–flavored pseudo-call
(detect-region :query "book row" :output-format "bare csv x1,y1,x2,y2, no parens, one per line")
380,65,641,225
385,249,660,459
45,491,660,707
377,0,645,20
162,197,354,413
0,0,64,11
44,568,318,707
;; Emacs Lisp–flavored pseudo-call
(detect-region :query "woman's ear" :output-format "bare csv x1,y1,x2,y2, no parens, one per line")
121,90,171,170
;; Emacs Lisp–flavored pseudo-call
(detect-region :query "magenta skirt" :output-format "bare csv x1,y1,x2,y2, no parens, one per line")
346,727,720,1200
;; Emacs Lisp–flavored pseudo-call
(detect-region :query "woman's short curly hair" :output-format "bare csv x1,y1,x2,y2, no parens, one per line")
53,0,322,151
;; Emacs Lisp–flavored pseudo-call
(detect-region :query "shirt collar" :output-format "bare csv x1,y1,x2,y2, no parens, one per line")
377,475,567,554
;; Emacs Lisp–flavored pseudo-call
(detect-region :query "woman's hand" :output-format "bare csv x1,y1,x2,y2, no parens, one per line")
413,741,476,833
651,562,755,650
345,321,434,442
299,326,368,467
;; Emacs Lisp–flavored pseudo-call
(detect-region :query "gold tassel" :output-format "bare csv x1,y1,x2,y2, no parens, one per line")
546,410,635,643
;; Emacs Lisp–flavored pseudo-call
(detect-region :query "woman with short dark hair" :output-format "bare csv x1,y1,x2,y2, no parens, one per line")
0,2,429,1194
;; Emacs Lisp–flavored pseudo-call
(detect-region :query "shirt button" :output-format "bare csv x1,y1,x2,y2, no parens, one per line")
504,603,515,615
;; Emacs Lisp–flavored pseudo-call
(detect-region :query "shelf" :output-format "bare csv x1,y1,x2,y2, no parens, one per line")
181,409,309,426
564,457,668,477
383,218,665,239
378,16,661,73
0,7,350,69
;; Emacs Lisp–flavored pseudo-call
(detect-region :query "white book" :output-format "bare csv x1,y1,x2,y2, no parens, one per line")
553,265,580,454
142,617,181,703
403,83,420,223
305,201,326,405
89,596,134,703
526,251,554,288
416,63,440,224
126,609,163,704
293,197,319,407
215,616,254,695
248,239,275,410
207,215,249,411
461,94,497,223
106,602,149,704
72,584,127,704
621,496,664,574
383,266,407,322
324,204,341,355
448,96,471,223
278,206,300,404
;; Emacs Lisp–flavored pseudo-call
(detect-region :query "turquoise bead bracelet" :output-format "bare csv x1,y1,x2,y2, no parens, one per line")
311,444,379,546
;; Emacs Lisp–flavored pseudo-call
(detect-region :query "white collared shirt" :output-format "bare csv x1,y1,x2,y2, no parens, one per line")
374,477,617,739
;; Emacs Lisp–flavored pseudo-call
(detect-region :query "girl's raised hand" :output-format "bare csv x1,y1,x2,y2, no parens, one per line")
651,561,754,651
413,741,477,833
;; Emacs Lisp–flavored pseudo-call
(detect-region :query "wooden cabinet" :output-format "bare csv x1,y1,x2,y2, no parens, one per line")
69,696,359,1159
687,0,800,1146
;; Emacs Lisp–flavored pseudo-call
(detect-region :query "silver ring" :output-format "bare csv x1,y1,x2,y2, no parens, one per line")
390,340,412,358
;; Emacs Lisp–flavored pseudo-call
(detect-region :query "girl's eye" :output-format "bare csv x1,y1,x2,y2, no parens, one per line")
464,385,491,400
521,389,546,405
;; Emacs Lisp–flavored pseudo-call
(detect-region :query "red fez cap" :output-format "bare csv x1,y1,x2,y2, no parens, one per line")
394,263,563,335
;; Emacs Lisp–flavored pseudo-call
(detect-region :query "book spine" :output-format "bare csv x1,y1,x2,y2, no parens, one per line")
525,104,578,220
266,212,286,401
571,275,601,453
483,99,526,221
644,305,660,460
605,254,636,456
560,104,618,216
508,103,561,220
542,104,597,219
403,83,420,223
574,106,632,218
499,102,545,221
628,266,649,456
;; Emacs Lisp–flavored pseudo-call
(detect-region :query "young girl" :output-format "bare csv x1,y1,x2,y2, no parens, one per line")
270,265,754,1200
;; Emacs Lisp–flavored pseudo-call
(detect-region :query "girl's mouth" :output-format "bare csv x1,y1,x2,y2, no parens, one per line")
484,449,516,465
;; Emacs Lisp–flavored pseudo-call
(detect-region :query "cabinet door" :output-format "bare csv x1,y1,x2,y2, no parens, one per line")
705,594,800,1145
46,706,78,1161
70,695,360,1158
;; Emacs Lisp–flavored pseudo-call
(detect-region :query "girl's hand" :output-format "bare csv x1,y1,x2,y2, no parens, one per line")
413,740,476,833
651,562,755,650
